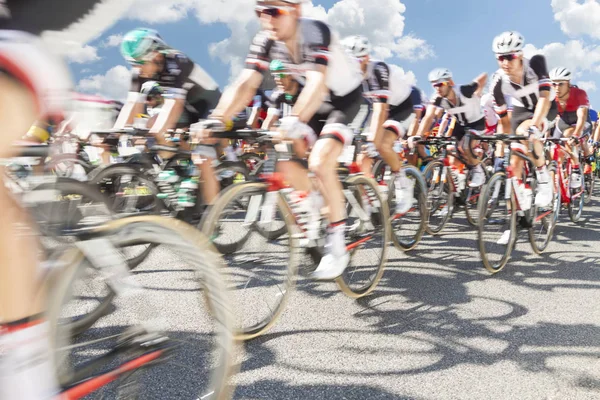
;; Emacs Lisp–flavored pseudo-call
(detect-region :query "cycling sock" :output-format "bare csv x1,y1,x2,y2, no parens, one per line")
0,319,58,400
327,220,347,256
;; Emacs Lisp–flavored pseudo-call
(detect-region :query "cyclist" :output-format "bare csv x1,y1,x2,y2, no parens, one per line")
341,34,418,213
415,68,488,188
262,60,306,131
0,2,133,398
117,28,223,205
550,67,592,188
141,80,165,126
199,0,364,280
489,31,556,209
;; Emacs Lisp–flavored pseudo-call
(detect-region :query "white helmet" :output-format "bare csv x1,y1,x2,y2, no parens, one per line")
428,68,452,83
549,67,572,81
492,31,525,54
341,35,371,58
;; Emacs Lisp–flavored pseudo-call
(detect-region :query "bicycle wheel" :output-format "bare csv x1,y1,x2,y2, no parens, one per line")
202,182,300,340
336,175,390,298
568,167,585,223
45,246,115,338
464,166,488,227
528,163,559,254
48,216,236,399
423,160,454,235
386,165,427,251
477,171,516,273
90,165,161,268
584,167,595,205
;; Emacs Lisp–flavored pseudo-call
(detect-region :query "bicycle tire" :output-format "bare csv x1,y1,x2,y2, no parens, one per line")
477,171,516,273
528,163,559,254
336,174,390,298
584,168,595,205
48,216,237,399
568,168,585,223
423,160,454,235
201,182,299,340
90,164,161,268
464,166,489,227
386,165,427,251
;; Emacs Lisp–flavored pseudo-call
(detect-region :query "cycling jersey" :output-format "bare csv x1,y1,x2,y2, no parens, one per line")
430,82,485,131
361,60,412,107
491,55,551,114
268,84,304,117
245,18,362,99
556,85,589,126
130,50,220,122
589,108,598,123
410,86,425,113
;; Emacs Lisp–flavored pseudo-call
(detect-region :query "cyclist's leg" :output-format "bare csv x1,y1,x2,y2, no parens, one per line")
0,32,71,400
310,91,363,279
276,130,316,193
192,97,221,205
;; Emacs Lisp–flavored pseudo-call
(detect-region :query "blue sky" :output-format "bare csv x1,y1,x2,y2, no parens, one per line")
69,0,600,107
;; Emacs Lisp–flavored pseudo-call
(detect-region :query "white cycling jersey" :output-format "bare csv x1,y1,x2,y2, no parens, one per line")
361,60,412,107
245,18,363,98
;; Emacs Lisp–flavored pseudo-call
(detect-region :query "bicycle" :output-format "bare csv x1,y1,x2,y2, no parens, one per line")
546,136,585,223
45,215,237,399
201,129,389,340
419,135,489,234
477,134,560,273
370,144,428,251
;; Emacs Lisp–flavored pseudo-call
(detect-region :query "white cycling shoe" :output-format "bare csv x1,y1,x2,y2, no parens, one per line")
469,164,486,187
570,170,582,189
394,172,415,214
311,251,350,280
534,168,554,207
497,230,511,245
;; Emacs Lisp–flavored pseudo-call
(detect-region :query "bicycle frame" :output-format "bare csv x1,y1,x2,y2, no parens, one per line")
549,139,584,205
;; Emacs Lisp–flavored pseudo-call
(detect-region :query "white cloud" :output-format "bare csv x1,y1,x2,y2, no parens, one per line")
578,80,597,92
523,40,600,77
390,64,416,86
103,34,123,48
65,43,101,64
551,0,600,40
77,65,132,101
323,0,433,61
126,0,431,78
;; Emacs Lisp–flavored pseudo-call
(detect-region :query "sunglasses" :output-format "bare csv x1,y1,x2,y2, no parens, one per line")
273,73,289,79
496,53,519,62
255,5,293,18
552,81,568,87
432,81,450,88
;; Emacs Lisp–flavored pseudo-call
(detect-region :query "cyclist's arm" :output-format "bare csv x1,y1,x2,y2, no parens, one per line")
211,69,263,122
473,73,488,97
573,106,589,138
367,61,391,139
149,97,185,135
262,108,280,130
114,68,146,129
416,102,441,137
530,55,552,130
407,108,423,137
291,67,328,123
114,94,145,129
594,121,600,143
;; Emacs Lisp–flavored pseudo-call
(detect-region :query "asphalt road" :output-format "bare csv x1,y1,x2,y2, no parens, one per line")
72,187,600,400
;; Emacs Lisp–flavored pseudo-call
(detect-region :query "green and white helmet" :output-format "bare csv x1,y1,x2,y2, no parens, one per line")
121,28,166,64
